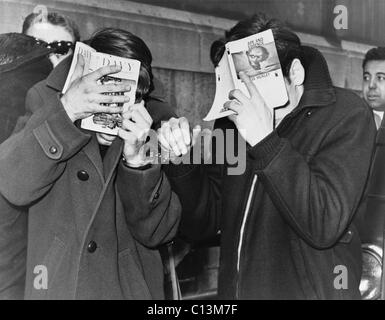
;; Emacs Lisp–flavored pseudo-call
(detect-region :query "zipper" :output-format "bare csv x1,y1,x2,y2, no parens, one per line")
236,174,258,298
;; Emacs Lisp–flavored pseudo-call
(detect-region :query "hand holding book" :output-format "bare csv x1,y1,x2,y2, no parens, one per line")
225,71,274,147
204,29,288,122
62,42,141,135
60,54,132,122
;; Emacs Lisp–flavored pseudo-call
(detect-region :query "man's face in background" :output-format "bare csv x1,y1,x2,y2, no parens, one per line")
363,60,385,111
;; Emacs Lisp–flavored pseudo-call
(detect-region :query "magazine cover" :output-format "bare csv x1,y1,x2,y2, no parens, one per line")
62,42,95,94
63,42,140,135
80,52,140,135
226,29,288,108
204,29,288,121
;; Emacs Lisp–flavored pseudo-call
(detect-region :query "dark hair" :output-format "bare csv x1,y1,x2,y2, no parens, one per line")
363,47,385,69
88,28,154,101
22,12,80,42
210,13,303,78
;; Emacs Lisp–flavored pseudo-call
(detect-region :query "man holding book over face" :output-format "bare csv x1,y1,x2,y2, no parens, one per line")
159,13,376,299
0,28,181,299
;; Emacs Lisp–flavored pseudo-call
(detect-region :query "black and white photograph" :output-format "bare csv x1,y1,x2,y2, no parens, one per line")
1,0,385,312
232,42,280,78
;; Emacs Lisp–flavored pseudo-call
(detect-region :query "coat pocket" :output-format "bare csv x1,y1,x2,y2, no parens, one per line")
118,248,152,300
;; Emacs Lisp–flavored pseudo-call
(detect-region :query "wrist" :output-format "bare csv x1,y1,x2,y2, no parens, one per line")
122,153,151,169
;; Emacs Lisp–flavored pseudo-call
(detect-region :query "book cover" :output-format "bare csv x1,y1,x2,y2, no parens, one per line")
62,42,141,135
204,29,288,121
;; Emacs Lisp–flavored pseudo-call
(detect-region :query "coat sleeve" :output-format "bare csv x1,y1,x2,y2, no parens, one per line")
247,103,376,249
162,120,227,243
115,89,182,248
0,86,90,206
164,163,224,243
11,85,42,134
115,163,181,248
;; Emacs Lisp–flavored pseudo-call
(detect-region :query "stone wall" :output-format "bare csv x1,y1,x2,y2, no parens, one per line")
0,0,373,128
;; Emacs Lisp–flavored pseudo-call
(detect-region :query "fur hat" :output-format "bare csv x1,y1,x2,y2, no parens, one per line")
0,33,53,142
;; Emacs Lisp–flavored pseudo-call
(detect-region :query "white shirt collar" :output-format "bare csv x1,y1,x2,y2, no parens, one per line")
373,110,384,129
373,110,384,121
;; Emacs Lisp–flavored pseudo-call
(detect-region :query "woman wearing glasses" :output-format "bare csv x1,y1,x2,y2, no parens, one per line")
22,11,79,67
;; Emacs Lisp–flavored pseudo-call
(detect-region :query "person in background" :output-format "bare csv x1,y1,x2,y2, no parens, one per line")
22,11,80,67
159,13,376,299
0,28,180,299
362,48,385,129
0,32,52,299
359,47,385,300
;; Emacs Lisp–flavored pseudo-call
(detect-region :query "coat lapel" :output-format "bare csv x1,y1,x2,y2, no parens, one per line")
103,138,123,182
82,133,105,183
44,57,106,183
45,57,72,92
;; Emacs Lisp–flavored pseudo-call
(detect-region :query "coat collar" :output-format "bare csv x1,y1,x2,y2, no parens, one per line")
103,138,124,180
296,46,337,110
45,56,124,182
46,56,72,92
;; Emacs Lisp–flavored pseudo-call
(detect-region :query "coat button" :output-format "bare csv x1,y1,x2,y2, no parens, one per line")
346,230,353,240
49,146,58,154
77,170,89,181
87,241,97,253
306,111,312,117
153,192,160,201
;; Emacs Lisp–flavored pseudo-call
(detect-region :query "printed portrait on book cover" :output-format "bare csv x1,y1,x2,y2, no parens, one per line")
231,42,280,78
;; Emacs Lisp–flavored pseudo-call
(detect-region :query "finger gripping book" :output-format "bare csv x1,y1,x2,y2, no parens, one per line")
204,29,288,121
62,42,141,135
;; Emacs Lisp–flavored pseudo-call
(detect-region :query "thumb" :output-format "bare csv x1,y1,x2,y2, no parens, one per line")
70,54,85,83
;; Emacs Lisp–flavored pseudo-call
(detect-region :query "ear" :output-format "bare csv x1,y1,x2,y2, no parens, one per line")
289,58,305,86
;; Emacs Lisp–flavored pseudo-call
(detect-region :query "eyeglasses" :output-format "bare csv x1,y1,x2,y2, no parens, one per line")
35,39,74,55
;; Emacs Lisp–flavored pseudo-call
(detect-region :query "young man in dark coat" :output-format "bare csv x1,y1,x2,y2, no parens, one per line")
158,14,376,299
0,33,52,299
0,28,180,299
